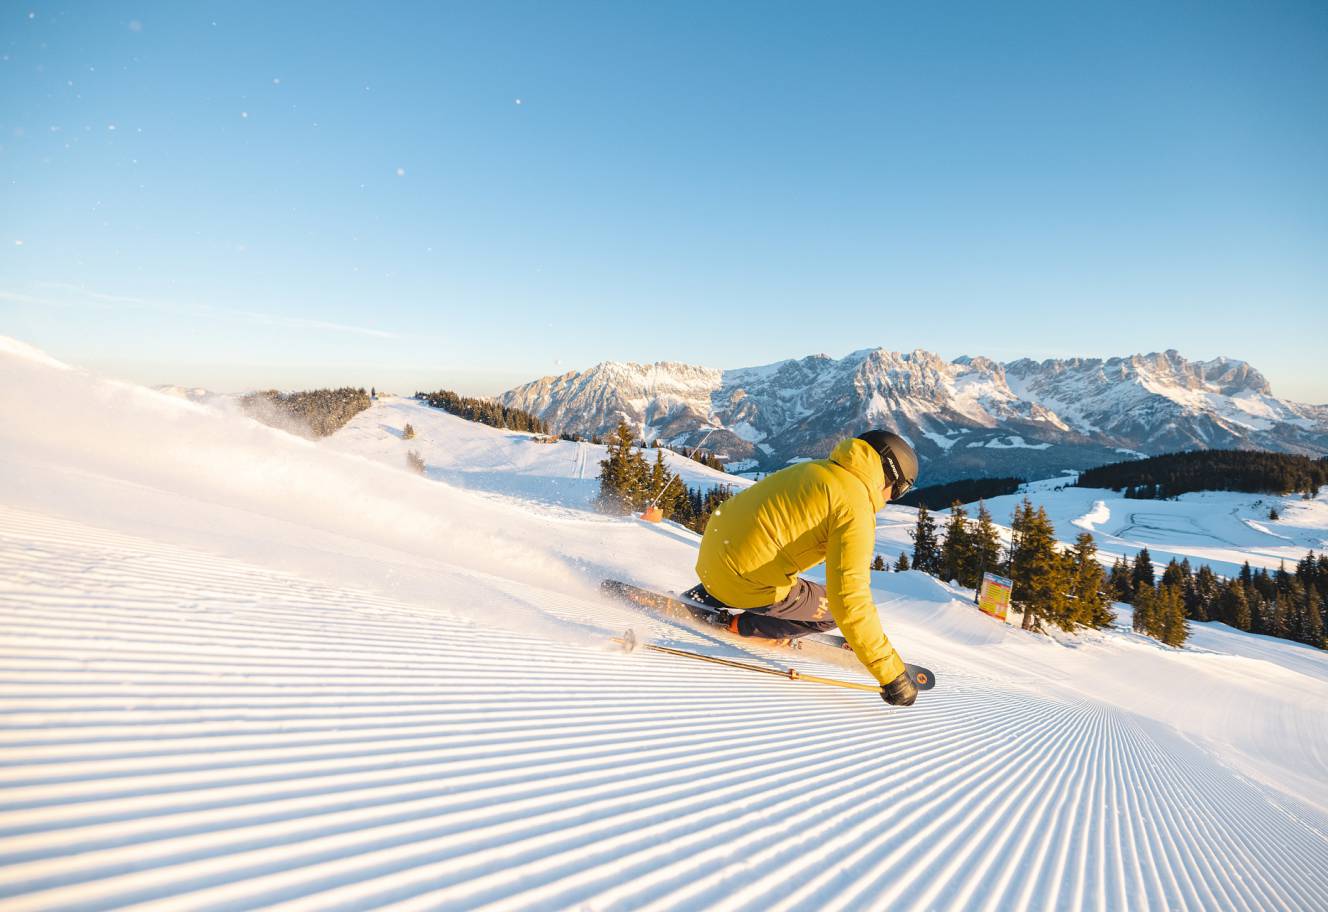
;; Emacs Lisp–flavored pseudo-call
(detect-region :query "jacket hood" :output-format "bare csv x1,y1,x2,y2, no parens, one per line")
829,438,888,511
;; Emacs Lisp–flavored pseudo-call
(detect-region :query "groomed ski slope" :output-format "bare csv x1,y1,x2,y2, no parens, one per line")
2,337,1327,911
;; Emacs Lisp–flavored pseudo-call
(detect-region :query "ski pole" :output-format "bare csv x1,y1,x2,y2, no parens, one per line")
612,634,879,693
645,472,681,512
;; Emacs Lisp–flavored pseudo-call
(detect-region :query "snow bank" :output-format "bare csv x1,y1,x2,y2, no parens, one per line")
0,336,588,607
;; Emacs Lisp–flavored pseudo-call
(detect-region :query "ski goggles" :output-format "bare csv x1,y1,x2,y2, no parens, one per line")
882,450,914,500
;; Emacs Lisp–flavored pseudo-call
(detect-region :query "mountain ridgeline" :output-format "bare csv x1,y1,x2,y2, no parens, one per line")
500,349,1328,485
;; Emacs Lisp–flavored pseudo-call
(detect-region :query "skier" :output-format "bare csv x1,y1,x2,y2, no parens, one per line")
686,431,921,706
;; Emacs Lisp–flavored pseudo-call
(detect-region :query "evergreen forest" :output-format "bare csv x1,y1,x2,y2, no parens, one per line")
1076,449,1328,499
241,387,372,438
416,390,549,434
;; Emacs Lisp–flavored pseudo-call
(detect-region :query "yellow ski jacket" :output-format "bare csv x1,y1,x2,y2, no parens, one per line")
695,437,906,685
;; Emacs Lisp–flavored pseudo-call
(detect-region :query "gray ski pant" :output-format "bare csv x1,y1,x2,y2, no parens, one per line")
684,578,837,640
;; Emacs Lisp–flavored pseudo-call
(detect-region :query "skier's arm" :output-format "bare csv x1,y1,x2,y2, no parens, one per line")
825,509,907,687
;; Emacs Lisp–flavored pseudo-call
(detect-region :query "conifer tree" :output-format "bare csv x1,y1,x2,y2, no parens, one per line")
1009,496,1030,573
970,501,1004,583
1068,532,1113,628
597,421,649,514
910,503,941,576
648,449,671,507
1221,580,1252,630
939,501,974,585
1153,583,1189,646
1267,590,1292,639
895,552,910,572
1109,556,1134,602
1132,581,1154,634
1192,565,1220,622
1301,585,1325,648
872,554,887,572
1010,504,1069,631
1160,559,1185,590
1251,595,1271,635
1132,548,1156,591
402,423,416,440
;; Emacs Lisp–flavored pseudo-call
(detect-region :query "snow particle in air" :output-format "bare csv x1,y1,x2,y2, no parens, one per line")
272,77,281,85
514,98,523,105
395,167,405,177
128,20,143,32
14,239,24,246
240,111,248,119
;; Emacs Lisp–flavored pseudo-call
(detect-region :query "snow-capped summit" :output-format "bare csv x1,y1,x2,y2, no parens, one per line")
1004,351,1326,453
503,348,1328,483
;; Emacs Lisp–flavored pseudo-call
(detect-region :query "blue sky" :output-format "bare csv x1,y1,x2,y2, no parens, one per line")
2,1,1326,400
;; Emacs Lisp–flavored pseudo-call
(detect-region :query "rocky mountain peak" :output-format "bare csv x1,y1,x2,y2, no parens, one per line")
500,347,1327,484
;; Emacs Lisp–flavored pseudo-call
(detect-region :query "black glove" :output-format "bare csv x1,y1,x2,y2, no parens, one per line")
881,671,917,707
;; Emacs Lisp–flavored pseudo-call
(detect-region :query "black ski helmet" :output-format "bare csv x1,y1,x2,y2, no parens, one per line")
856,430,918,500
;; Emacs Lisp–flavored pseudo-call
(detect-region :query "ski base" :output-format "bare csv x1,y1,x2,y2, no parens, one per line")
600,579,936,691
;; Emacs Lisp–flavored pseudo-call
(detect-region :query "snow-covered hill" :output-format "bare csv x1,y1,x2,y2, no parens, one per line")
869,479,1328,580
325,396,744,511
501,349,1328,483
3,337,1327,910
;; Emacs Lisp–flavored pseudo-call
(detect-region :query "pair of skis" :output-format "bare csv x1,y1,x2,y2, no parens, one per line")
600,579,935,693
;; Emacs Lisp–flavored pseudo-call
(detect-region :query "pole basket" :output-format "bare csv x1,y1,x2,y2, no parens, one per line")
640,505,664,523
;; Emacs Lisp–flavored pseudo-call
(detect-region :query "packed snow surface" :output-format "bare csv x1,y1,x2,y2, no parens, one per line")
2,339,1327,911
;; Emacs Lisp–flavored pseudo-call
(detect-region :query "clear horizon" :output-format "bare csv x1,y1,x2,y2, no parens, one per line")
3,2,1326,401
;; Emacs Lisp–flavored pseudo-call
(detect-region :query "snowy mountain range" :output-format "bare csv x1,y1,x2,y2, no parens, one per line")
501,349,1328,484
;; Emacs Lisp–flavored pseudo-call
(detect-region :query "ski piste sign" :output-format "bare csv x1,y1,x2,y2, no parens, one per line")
978,572,1013,621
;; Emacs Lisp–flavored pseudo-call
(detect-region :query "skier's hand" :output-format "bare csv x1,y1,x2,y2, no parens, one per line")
881,671,917,707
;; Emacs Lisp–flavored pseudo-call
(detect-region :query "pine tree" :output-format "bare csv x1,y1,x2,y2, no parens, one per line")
1268,593,1292,639
939,501,974,586
1132,548,1155,591
970,501,1004,583
648,449,671,509
1161,558,1186,590
1109,556,1134,602
1010,504,1070,631
597,421,648,514
1192,565,1220,622
895,552,910,572
1153,583,1190,646
910,503,941,576
872,554,887,572
1006,499,1029,581
1301,585,1325,648
402,423,416,440
1068,532,1114,629
1221,580,1252,630
1132,581,1154,634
